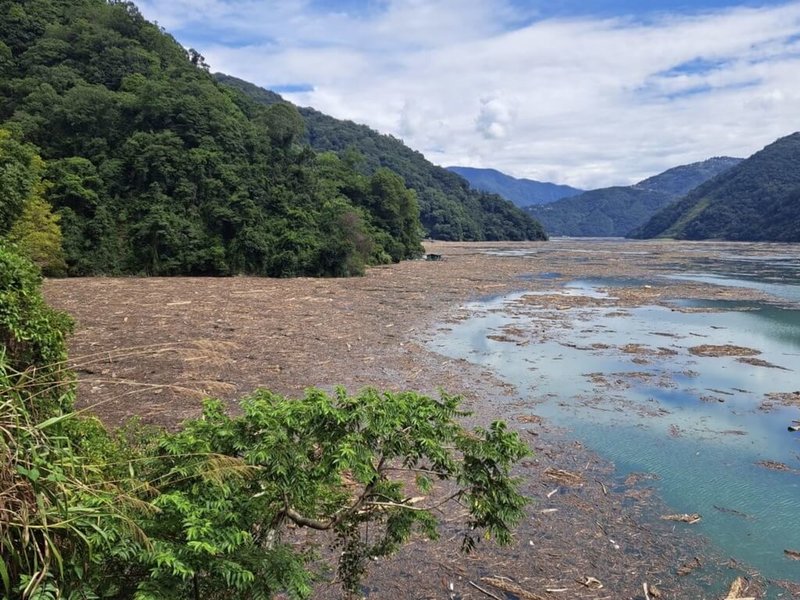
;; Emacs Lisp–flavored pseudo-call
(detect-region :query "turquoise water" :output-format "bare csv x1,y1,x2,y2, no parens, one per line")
432,273,800,588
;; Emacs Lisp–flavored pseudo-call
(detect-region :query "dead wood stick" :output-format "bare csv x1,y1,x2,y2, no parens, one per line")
481,577,546,600
468,581,503,600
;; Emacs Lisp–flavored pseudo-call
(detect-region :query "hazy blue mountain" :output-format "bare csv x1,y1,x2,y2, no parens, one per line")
527,156,742,237
630,134,800,241
446,166,583,207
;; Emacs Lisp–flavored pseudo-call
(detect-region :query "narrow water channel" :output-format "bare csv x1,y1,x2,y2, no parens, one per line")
431,253,800,591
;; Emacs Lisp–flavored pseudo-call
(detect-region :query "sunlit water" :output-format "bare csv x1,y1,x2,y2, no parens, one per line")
431,255,800,589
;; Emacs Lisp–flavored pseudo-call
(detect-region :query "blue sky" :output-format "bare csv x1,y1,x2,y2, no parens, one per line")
137,0,800,188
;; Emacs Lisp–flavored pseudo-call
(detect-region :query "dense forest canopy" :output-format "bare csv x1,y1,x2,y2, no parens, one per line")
215,74,548,243
0,0,451,277
630,133,800,241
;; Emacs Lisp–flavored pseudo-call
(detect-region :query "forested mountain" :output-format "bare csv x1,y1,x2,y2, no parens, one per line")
445,166,583,207
0,0,542,280
633,157,742,197
215,74,547,242
526,187,672,237
630,134,800,241
527,157,741,237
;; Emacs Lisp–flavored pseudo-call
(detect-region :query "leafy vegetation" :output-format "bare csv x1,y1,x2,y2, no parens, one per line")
215,74,548,242
1,244,530,599
528,157,741,237
630,134,800,241
0,0,427,277
446,166,583,207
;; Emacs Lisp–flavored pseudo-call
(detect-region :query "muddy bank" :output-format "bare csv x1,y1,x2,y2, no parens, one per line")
44,239,796,599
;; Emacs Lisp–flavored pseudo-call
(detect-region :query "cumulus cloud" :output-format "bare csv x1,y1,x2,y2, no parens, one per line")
476,96,514,139
136,0,800,188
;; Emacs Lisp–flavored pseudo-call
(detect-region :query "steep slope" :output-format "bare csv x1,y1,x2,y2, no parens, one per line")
0,0,424,276
215,74,547,242
630,134,800,241
633,157,742,196
528,157,741,237
527,187,671,237
445,166,583,207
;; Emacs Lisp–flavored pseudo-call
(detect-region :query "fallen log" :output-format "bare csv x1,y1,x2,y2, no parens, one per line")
661,513,702,524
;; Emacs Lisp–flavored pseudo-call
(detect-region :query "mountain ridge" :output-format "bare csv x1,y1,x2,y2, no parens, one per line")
630,134,800,241
445,166,583,207
527,156,742,237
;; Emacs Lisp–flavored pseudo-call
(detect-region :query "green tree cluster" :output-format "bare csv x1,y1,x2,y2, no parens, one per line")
0,0,423,277
0,130,66,274
0,246,530,599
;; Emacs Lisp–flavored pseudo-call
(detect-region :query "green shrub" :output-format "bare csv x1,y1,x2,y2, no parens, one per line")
0,243,73,417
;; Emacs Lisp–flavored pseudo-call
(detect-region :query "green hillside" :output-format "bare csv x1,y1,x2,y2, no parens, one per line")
527,187,671,237
215,74,547,242
0,0,432,277
630,134,800,241
527,157,741,237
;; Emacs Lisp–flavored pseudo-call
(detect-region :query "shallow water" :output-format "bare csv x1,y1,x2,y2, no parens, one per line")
432,260,800,589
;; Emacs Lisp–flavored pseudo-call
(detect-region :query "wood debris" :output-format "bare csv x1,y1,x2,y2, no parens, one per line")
688,344,760,357
676,557,702,576
661,513,701,524
543,467,584,486
723,576,756,600
784,548,800,560
577,576,603,589
480,577,546,600
756,460,798,474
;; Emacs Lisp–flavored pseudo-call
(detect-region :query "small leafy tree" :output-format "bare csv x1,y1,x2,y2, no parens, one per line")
129,388,530,599
7,196,67,277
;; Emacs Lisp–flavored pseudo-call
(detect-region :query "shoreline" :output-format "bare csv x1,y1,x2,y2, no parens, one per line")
44,239,794,598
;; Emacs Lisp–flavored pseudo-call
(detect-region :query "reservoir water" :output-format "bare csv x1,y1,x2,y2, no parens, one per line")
431,246,800,592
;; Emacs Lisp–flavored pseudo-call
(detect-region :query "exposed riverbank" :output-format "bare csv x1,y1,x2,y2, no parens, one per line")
44,239,799,599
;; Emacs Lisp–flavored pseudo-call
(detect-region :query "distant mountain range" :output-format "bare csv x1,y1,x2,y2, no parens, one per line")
215,75,546,242
526,157,742,237
631,133,800,241
445,166,583,207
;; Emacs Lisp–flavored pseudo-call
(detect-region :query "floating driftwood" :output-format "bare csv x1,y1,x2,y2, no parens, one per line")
723,576,756,600
661,513,702,524
676,557,702,576
577,576,603,589
689,344,760,357
785,549,800,560
480,577,546,600
543,467,584,486
643,582,663,598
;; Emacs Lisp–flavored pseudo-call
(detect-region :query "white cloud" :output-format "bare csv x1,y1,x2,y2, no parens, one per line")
136,0,800,188
476,96,514,139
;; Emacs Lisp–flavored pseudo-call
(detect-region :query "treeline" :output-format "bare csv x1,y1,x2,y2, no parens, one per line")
216,75,548,242
0,0,424,277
